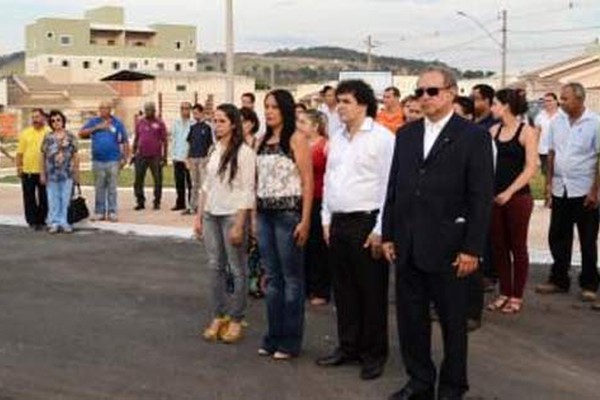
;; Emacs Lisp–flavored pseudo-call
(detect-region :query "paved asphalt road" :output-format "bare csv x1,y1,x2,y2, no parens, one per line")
0,226,599,400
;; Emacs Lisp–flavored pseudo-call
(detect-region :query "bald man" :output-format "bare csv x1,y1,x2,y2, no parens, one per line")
133,102,168,210
80,102,130,222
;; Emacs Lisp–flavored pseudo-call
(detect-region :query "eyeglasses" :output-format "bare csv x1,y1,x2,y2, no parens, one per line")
50,117,62,123
414,86,449,99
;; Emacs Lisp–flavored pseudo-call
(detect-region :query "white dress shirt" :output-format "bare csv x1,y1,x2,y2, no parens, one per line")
202,142,256,215
424,111,454,158
534,110,558,155
321,117,396,235
548,108,600,198
318,103,344,138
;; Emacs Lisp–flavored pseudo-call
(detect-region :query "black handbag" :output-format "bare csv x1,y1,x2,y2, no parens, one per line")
67,184,89,224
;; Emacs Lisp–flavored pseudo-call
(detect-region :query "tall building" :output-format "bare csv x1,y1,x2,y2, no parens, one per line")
25,6,197,83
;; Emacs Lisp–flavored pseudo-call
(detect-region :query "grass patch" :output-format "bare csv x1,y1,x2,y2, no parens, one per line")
0,165,177,188
1,167,547,200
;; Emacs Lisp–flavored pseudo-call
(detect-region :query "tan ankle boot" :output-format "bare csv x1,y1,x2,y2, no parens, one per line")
203,317,229,341
220,321,243,344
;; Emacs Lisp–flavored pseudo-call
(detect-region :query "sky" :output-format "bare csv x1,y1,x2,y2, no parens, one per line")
0,0,599,75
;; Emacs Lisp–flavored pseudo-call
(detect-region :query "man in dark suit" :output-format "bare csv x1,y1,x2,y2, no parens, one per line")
382,67,494,400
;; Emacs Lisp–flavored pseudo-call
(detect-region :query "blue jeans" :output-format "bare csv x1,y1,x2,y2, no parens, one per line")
203,212,248,322
93,161,119,216
46,178,73,228
257,210,305,355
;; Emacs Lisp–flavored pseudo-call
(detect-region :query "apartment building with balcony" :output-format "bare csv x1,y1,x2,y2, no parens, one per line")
25,6,197,83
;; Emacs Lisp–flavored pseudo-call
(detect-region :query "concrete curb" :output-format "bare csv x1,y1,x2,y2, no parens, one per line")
1,213,573,266
0,214,195,241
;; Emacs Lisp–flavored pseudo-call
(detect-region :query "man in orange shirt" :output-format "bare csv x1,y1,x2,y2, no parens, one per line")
376,86,405,134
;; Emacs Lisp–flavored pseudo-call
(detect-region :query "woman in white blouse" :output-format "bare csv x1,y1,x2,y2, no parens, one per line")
193,103,256,343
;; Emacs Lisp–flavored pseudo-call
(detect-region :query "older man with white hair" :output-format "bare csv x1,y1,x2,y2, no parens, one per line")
133,102,168,211
80,101,130,222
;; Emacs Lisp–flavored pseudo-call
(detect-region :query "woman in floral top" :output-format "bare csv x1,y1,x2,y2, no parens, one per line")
40,110,80,233
256,90,313,360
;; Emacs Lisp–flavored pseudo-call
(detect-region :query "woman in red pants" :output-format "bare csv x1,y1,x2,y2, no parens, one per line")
487,88,538,314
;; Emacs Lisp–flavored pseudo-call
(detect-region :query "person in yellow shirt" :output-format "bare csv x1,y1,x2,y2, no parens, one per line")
16,108,50,230
376,86,405,134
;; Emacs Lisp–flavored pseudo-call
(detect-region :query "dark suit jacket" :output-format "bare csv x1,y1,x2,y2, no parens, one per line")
382,114,494,273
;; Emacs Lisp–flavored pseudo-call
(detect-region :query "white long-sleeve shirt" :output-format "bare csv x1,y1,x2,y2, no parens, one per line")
321,117,395,235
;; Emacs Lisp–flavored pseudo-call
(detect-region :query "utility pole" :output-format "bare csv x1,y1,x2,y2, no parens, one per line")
225,0,235,102
501,9,507,87
365,35,377,71
270,63,276,88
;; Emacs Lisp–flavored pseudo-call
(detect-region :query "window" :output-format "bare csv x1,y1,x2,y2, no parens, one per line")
176,85,187,92
61,60,70,68
144,60,149,66
175,63,182,72
47,57,53,64
129,62,138,70
46,31,54,39
189,39,194,45
175,41,182,50
107,39,116,46
90,39,97,45
59,35,73,46
134,41,145,47
157,63,165,71
188,61,194,68
112,61,120,70
83,61,90,69
98,59,104,65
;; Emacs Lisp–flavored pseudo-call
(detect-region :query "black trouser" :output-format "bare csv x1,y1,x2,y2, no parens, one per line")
329,212,389,366
466,268,484,321
305,199,330,300
173,161,191,209
134,156,163,207
396,256,469,397
549,195,600,291
21,173,47,227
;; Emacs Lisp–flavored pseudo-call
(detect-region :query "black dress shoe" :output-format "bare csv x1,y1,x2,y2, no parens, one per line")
315,350,359,367
467,318,482,332
389,385,434,400
153,203,160,210
134,204,145,211
171,205,185,211
360,362,384,380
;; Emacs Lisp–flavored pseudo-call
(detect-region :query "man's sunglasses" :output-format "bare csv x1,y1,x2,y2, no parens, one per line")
414,86,450,99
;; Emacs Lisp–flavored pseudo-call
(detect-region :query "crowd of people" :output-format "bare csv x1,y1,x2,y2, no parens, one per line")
6,64,600,399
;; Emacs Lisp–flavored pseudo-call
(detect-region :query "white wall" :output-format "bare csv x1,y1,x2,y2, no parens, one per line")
0,78,7,106
26,54,197,83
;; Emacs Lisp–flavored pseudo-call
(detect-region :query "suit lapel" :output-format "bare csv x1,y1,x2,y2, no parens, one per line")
423,114,460,166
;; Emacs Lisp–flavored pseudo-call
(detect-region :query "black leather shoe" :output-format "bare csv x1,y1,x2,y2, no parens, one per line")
360,362,384,380
134,204,145,211
467,318,482,332
389,385,434,400
315,350,359,367
171,205,185,211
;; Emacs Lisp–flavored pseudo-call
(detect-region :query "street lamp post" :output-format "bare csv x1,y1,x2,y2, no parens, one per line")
456,10,507,87
225,0,235,102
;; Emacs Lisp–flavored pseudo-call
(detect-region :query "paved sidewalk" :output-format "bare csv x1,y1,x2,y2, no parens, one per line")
0,183,581,265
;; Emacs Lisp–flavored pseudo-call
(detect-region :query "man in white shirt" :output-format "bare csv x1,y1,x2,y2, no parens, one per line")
536,83,600,306
534,92,559,179
316,80,395,381
318,85,343,137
